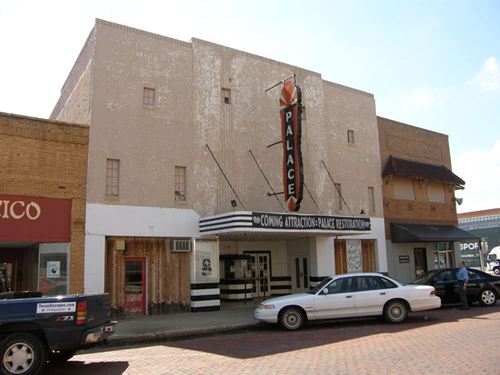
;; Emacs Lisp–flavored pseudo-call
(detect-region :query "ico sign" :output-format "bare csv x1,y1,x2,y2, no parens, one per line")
0,194,71,243
279,80,304,212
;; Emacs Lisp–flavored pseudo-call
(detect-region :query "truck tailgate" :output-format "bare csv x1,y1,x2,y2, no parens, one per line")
85,293,112,327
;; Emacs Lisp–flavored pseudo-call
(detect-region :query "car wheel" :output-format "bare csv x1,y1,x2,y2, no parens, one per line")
494,267,500,276
48,349,76,364
384,300,408,323
478,289,497,306
0,333,47,375
279,307,304,330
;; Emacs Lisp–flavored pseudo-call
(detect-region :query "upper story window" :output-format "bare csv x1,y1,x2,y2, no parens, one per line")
335,183,343,211
368,186,375,213
143,87,155,106
427,182,445,203
106,159,120,196
221,88,231,105
393,179,415,200
175,166,186,202
347,129,355,144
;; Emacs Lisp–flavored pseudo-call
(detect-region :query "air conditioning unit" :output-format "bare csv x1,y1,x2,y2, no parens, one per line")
170,239,192,252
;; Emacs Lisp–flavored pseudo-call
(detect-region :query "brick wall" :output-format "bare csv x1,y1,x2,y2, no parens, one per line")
0,112,89,293
377,117,459,239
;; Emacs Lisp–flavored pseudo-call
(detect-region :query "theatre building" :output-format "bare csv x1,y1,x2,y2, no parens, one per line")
377,117,478,282
51,19,387,316
0,112,88,295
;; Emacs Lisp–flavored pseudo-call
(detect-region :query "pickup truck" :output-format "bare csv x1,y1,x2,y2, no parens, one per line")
0,264,116,375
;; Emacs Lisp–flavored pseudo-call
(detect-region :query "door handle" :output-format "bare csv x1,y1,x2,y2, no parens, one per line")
380,292,386,295
346,295,352,298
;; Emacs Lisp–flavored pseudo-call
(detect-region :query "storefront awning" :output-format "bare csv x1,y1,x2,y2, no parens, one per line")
391,223,480,243
200,211,371,237
382,155,465,187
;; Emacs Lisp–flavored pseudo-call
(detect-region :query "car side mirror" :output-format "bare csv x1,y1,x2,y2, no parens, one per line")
322,288,328,295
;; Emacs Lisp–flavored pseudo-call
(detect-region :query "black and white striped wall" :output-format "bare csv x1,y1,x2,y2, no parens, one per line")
270,276,292,296
219,279,253,301
190,283,220,312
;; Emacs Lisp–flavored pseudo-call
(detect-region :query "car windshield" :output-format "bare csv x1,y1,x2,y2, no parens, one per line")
410,270,439,285
307,277,332,294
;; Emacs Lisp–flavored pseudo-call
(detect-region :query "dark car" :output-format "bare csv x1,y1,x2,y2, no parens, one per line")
411,268,500,307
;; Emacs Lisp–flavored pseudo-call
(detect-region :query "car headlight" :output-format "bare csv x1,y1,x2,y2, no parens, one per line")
257,304,275,310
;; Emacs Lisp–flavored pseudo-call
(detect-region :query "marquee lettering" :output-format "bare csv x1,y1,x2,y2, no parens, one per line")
252,212,371,231
0,200,42,221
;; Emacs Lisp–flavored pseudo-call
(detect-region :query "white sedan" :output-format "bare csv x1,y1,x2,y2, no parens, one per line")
254,273,441,330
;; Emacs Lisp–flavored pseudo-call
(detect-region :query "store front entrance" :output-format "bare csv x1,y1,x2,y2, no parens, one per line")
246,252,270,298
0,252,22,291
124,257,147,316
0,246,38,292
414,248,428,277
292,255,309,293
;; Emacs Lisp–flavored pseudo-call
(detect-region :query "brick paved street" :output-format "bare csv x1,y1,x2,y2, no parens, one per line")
43,305,499,375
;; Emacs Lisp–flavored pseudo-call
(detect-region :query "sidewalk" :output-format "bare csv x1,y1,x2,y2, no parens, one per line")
108,302,261,346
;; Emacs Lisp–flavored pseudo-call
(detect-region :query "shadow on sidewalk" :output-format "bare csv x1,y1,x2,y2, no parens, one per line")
41,361,129,375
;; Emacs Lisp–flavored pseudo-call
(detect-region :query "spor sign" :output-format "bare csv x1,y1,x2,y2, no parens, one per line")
279,80,303,212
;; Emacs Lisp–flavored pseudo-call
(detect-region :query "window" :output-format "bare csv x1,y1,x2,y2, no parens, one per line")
106,159,120,196
143,87,155,106
434,270,456,283
326,277,352,294
427,182,445,203
433,242,453,251
335,183,342,211
466,269,481,280
347,129,355,144
368,186,375,213
394,179,415,200
222,88,231,104
378,277,398,289
175,166,186,201
355,276,379,291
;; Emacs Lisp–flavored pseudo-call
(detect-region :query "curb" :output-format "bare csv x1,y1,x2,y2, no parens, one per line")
107,322,261,347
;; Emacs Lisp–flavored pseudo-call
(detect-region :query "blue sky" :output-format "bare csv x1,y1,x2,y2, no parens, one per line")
0,0,498,213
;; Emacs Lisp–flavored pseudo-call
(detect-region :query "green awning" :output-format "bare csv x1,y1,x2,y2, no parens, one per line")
391,223,480,243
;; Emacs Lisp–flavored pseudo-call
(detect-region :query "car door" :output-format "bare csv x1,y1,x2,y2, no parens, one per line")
312,276,355,319
432,269,459,304
352,276,390,316
465,268,482,302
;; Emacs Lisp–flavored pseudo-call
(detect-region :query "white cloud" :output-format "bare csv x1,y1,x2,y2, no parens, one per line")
467,57,500,91
453,140,500,213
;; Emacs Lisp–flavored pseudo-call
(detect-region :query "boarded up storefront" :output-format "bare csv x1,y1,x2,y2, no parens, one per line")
105,237,191,316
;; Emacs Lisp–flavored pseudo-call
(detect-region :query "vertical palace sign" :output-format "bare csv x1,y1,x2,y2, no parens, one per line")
279,80,304,212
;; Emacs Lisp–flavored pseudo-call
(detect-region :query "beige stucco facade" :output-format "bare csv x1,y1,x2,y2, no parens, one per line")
52,19,387,314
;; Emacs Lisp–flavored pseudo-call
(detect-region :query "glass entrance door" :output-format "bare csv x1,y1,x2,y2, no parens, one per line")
247,253,270,298
124,257,146,315
293,256,309,292
414,248,428,277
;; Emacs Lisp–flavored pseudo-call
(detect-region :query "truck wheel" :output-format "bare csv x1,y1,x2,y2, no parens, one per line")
0,333,47,375
48,350,76,364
